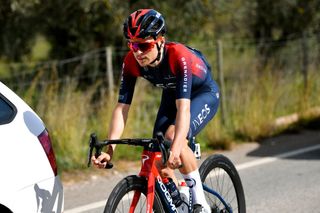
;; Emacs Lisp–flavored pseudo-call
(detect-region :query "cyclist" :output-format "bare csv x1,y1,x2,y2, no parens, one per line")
92,9,220,213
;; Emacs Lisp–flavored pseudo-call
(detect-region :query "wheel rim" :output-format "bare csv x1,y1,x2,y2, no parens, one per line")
203,167,239,213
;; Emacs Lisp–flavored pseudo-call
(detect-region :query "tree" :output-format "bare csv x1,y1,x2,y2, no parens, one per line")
249,0,320,66
0,0,38,60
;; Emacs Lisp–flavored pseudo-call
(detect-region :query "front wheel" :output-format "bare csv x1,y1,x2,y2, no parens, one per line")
199,154,246,213
104,175,165,213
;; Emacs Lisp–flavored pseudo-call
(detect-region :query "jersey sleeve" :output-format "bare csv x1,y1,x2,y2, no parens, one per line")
118,53,139,104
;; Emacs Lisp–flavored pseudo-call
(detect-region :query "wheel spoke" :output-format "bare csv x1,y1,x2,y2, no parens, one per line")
199,155,246,213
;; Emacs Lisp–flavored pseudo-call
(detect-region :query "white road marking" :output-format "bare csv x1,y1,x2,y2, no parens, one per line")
64,144,320,213
236,144,320,171
64,200,106,213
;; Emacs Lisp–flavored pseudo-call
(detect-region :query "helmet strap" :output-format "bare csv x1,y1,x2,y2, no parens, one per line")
149,42,163,65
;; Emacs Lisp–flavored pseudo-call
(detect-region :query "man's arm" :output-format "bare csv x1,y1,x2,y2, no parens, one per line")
106,102,130,154
169,98,190,167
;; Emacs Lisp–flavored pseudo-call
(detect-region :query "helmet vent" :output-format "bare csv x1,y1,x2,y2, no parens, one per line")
142,16,154,30
151,21,160,32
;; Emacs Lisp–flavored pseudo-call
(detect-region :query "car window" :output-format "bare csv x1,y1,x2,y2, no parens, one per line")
0,94,17,125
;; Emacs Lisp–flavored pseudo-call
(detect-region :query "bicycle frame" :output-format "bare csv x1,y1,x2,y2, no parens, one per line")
87,133,234,213
134,146,233,213
132,148,177,213
202,184,232,213
87,133,176,213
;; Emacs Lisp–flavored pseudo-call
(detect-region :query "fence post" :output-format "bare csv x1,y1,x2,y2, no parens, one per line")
301,32,309,92
106,46,114,97
216,40,227,126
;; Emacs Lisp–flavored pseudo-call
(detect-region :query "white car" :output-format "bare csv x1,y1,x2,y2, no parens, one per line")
0,82,64,213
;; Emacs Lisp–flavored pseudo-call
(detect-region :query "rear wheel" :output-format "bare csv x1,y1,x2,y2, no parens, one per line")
104,175,165,213
199,154,246,213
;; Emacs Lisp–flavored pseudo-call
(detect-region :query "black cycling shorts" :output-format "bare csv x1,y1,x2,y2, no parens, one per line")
152,86,220,140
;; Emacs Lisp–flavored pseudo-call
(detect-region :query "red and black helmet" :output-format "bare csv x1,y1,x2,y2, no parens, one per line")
123,9,166,40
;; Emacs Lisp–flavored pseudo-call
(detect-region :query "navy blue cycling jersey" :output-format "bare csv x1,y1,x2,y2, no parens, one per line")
118,42,219,104
118,42,220,138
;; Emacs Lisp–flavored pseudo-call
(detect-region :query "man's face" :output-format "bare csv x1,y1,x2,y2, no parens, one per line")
128,37,162,67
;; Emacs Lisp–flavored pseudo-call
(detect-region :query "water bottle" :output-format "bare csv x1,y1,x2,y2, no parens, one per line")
177,181,190,213
163,178,183,208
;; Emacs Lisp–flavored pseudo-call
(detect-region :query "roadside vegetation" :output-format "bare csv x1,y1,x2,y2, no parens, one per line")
16,64,320,172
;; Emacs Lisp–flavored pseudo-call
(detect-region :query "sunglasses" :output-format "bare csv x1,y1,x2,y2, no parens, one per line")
128,38,162,52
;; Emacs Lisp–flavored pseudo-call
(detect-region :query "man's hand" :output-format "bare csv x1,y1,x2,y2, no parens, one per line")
167,147,183,169
91,152,112,169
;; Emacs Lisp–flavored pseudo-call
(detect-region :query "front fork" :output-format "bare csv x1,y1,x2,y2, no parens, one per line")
130,150,163,213
129,172,155,213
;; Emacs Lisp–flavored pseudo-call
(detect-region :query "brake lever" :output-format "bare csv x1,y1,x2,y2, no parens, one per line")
156,132,171,166
87,133,95,167
87,133,113,169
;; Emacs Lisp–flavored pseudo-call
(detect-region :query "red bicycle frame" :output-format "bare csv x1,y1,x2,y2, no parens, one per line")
129,150,163,213
87,133,173,213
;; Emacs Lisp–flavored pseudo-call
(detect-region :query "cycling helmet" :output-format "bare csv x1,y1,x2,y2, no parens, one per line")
123,9,166,40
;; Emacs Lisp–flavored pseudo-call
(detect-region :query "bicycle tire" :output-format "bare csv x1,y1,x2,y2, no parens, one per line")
199,154,246,213
104,175,165,213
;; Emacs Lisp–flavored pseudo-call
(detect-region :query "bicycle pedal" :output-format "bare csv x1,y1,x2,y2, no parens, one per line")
194,143,201,159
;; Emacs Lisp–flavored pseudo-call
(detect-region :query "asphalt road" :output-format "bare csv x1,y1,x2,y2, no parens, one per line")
63,129,320,213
